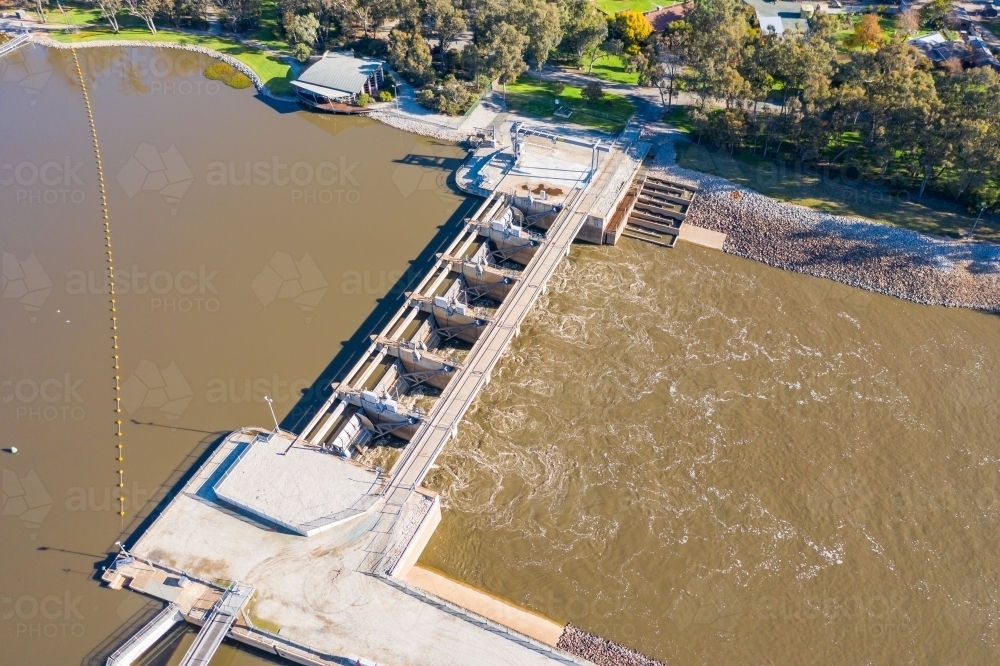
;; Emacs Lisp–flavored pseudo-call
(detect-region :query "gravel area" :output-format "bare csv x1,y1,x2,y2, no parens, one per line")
382,493,433,573
649,129,1000,312
365,110,466,142
592,141,649,219
557,624,664,666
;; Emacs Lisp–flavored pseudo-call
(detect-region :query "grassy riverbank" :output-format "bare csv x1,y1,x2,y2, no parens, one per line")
672,141,997,242
504,76,634,133
46,24,294,95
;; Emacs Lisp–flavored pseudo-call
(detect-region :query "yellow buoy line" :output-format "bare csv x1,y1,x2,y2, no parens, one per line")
71,49,127,521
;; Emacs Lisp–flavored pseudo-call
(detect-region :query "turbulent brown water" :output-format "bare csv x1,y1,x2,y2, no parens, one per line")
421,239,1000,664
0,44,468,665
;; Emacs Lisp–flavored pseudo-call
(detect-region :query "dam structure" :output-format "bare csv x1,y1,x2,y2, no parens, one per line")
101,120,705,666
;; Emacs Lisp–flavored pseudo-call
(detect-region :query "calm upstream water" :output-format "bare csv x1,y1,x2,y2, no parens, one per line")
420,239,1000,664
0,44,468,665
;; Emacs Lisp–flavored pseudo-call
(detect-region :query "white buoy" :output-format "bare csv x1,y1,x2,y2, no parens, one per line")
10,447,17,454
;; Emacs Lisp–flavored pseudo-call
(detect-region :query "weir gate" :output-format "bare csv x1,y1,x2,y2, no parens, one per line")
99,120,705,666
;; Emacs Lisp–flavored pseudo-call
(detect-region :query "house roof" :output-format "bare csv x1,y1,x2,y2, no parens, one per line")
758,14,785,34
291,80,352,100
930,42,972,61
295,52,383,96
755,11,809,35
908,32,971,62
909,32,947,46
643,4,688,31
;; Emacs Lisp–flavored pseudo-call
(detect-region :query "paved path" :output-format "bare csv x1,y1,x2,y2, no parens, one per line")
178,582,254,666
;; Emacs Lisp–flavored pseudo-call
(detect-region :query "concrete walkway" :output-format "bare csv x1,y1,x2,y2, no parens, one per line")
404,565,564,646
127,430,585,666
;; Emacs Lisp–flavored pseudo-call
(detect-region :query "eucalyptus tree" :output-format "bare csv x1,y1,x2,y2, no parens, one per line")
525,0,561,78
558,0,607,68
425,0,467,53
92,0,122,32
122,0,162,32
845,37,937,176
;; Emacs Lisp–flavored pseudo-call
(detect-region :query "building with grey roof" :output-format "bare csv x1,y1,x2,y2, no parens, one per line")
292,51,385,111
909,32,971,63
754,8,809,35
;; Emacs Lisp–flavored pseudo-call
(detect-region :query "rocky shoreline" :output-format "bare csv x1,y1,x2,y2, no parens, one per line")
649,131,1000,313
365,110,465,142
557,624,664,666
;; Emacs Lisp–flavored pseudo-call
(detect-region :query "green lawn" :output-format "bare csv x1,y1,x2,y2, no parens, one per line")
832,15,930,53
662,105,696,133
585,54,639,85
673,140,997,241
505,76,634,134
592,0,679,15
50,27,295,96
32,4,104,25
244,0,290,51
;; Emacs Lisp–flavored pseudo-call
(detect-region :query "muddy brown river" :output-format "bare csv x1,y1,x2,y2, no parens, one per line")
3,44,999,666
420,238,1000,664
0,44,468,665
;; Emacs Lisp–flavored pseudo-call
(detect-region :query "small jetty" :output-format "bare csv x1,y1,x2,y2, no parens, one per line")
0,31,31,59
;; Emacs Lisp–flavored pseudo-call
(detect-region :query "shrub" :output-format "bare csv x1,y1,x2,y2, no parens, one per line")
417,88,437,109
388,28,433,86
552,81,566,95
204,62,253,89
583,81,603,104
204,62,234,81
227,73,252,89
357,92,372,107
379,90,392,102
293,42,312,63
416,78,478,115
347,36,389,58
